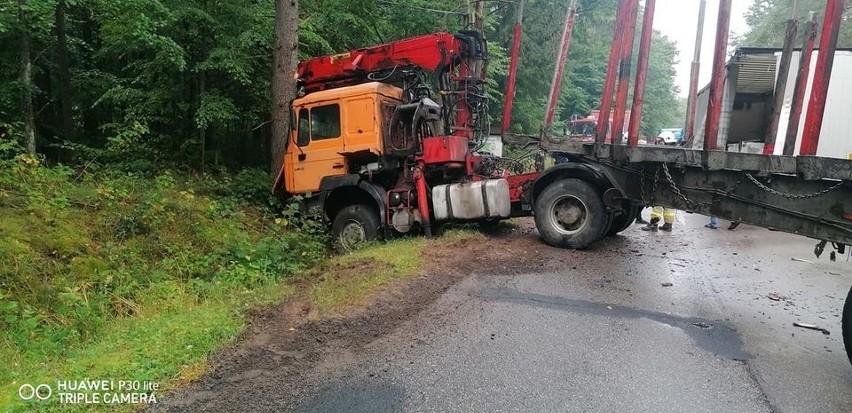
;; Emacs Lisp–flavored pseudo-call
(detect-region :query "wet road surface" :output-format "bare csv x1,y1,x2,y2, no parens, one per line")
294,213,852,413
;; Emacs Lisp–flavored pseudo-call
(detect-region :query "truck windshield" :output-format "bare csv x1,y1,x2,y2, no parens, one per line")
570,121,597,136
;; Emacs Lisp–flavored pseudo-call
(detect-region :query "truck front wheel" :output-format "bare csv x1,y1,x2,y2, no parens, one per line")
534,179,608,249
332,205,380,252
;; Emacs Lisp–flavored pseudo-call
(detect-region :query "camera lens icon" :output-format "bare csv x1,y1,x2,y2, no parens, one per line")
18,384,52,401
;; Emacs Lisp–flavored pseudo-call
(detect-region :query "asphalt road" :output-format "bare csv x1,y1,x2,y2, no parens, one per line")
293,213,852,413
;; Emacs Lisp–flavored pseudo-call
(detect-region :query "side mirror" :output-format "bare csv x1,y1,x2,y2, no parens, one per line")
298,153,306,161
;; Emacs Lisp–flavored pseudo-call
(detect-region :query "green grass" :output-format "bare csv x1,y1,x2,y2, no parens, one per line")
0,157,324,412
309,238,425,315
307,229,481,316
0,153,479,412
0,281,295,412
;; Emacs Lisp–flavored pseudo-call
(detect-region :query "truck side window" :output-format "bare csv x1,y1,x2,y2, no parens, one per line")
297,108,310,147
311,104,340,140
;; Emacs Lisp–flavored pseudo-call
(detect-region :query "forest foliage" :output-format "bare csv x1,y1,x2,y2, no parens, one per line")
1,0,684,170
742,0,852,48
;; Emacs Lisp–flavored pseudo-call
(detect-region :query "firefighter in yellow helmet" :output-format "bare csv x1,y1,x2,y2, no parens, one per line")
641,206,676,232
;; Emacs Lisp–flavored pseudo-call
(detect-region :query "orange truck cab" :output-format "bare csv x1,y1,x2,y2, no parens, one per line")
284,82,402,194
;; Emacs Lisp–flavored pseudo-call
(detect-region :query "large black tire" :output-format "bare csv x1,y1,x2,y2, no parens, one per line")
843,284,852,366
533,178,608,249
331,205,380,252
606,203,640,236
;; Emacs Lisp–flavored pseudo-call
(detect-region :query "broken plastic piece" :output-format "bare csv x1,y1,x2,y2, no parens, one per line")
793,322,830,335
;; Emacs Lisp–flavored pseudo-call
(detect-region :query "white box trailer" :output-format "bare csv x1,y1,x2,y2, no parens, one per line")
773,50,852,159
692,48,852,160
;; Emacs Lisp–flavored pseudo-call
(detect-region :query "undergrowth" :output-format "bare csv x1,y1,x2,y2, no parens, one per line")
0,141,326,411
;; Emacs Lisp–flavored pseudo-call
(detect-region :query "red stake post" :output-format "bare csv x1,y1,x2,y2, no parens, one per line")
703,0,732,151
627,0,656,146
783,13,818,156
800,0,844,156
763,18,798,155
611,0,640,143
596,0,630,143
543,0,578,133
501,0,524,136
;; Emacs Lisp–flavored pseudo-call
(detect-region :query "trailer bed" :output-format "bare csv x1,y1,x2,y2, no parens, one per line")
542,139,852,246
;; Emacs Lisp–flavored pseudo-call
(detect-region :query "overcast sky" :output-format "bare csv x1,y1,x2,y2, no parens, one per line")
652,0,752,97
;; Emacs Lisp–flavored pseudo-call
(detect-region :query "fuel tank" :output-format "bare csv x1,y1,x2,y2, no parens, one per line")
431,179,511,221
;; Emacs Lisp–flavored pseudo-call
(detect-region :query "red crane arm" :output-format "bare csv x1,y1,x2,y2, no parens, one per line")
297,32,481,93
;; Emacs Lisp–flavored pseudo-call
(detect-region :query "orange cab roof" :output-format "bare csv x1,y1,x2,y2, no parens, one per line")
295,82,402,106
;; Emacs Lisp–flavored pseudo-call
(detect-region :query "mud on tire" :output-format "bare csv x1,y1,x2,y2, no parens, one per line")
533,178,608,249
332,204,380,252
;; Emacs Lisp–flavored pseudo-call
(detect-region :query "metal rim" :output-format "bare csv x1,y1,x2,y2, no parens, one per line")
548,195,588,236
339,219,367,250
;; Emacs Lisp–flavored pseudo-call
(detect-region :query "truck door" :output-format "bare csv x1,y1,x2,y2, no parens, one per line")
342,97,378,154
286,103,346,194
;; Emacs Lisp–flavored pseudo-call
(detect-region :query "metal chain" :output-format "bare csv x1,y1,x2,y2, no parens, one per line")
650,166,659,206
662,163,743,209
744,173,846,200
637,165,660,207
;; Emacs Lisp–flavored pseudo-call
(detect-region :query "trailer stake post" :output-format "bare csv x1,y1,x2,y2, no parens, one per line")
703,0,732,152
612,0,640,144
501,0,524,137
543,0,578,134
596,0,630,143
764,18,799,155
784,13,817,156
627,0,656,146
685,0,707,144
800,0,844,156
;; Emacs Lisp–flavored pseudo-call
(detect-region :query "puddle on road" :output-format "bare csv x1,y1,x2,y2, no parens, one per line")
480,287,752,361
295,379,405,413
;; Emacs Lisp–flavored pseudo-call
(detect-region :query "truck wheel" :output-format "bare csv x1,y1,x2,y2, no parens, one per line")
534,179,608,249
332,205,380,252
843,284,852,366
606,203,640,236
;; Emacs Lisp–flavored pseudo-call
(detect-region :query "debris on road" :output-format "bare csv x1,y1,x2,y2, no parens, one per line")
793,322,831,335
691,322,712,329
661,282,674,287
791,258,814,264
767,293,781,301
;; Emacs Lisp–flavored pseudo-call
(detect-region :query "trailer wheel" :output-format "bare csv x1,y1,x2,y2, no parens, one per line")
534,179,608,249
332,205,380,252
843,284,852,366
606,204,640,236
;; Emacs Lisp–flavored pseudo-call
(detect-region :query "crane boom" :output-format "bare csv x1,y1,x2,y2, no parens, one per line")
297,31,486,93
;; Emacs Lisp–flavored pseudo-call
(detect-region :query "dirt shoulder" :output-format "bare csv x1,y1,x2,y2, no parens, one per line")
148,220,566,412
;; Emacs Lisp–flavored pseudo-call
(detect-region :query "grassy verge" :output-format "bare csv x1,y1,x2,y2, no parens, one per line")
308,238,425,316
307,228,481,316
0,153,324,412
1,235,466,412
0,152,478,412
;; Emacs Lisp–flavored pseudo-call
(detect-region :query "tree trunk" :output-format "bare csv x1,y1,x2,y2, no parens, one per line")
55,0,75,142
19,0,36,155
271,0,299,181
199,71,206,172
